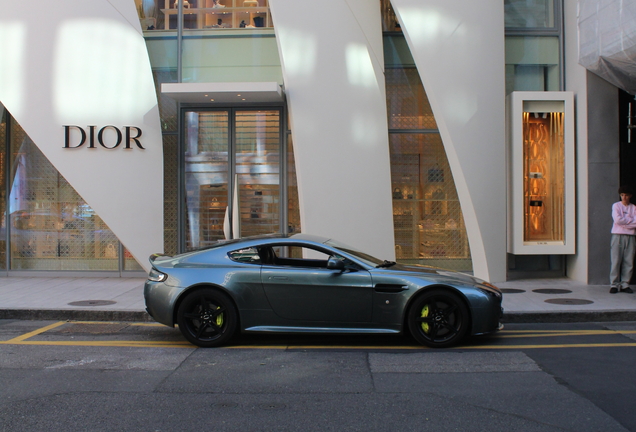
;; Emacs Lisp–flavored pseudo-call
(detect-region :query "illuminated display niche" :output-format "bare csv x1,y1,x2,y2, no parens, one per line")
508,92,575,254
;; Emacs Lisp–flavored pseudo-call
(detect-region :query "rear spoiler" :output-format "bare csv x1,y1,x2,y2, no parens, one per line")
149,253,170,263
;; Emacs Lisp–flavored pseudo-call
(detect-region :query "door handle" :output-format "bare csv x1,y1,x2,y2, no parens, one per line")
269,276,288,280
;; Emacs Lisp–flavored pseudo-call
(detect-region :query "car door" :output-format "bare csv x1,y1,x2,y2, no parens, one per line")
260,245,373,323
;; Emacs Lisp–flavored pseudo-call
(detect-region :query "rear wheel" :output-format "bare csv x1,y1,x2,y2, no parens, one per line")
408,289,468,348
176,288,237,347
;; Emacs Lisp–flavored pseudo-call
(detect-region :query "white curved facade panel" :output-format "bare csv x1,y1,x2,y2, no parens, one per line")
0,0,164,271
269,0,395,259
391,0,507,282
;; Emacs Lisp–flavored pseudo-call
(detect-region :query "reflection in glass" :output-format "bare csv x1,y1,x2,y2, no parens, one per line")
184,111,229,250
236,110,279,237
504,0,555,28
0,108,5,269
8,120,120,270
523,109,565,243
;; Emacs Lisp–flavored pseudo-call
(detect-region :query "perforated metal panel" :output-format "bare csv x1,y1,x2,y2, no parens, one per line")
163,134,179,255
386,66,471,271
389,133,471,271
153,70,178,132
0,110,6,269
287,134,300,234
386,68,437,130
9,120,120,271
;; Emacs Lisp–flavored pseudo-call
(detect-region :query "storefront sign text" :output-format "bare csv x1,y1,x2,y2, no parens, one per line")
64,126,145,149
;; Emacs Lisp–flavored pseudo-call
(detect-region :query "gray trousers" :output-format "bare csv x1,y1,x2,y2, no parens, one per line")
610,234,636,288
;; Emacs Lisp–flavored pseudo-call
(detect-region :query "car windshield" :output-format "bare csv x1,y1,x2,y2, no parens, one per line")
324,239,385,267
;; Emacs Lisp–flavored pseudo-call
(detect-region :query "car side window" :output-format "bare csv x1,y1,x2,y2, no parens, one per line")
268,245,344,269
228,247,261,264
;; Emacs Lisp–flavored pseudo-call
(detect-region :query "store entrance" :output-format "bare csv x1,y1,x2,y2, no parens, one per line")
183,108,282,251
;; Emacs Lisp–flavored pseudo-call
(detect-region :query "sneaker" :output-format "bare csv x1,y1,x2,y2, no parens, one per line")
610,287,618,294
620,287,634,293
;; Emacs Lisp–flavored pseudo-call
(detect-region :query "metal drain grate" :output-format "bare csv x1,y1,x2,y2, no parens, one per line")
544,298,593,305
532,289,572,295
501,288,525,294
68,300,117,307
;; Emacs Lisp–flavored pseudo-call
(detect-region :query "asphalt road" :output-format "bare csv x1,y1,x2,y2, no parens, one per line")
0,320,635,432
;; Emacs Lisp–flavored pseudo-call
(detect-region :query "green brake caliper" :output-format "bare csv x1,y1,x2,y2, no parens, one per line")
420,304,430,333
215,306,224,327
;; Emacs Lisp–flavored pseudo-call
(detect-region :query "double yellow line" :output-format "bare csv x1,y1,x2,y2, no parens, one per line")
1,322,636,350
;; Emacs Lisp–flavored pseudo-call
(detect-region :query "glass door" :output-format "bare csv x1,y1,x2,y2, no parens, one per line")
183,108,281,251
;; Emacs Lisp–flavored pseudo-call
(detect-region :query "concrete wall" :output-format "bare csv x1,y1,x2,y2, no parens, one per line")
586,71,620,284
564,0,589,282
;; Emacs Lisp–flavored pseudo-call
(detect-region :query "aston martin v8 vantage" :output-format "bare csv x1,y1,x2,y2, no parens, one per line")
144,234,503,348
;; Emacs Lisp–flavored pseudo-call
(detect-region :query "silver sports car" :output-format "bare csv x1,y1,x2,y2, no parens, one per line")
144,234,503,348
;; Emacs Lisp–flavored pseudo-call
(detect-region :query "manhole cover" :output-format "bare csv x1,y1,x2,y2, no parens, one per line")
68,300,117,307
501,288,525,294
532,289,572,294
259,403,286,410
545,298,593,305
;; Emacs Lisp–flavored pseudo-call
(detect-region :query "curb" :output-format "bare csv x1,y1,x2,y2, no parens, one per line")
1,309,636,324
502,310,636,323
0,309,154,322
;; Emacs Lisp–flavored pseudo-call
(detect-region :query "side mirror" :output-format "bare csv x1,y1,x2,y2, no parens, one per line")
327,256,345,270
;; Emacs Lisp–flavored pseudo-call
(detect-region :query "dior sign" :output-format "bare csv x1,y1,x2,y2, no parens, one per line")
64,126,145,149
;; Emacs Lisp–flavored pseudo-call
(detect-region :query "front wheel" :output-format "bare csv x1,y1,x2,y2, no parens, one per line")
408,289,469,348
176,288,237,347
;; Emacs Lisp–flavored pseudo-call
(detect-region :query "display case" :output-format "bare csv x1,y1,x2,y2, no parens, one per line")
160,0,271,30
507,91,575,254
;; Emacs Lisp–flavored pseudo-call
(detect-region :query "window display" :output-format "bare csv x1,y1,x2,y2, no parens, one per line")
508,91,575,254
140,0,272,30
8,120,121,271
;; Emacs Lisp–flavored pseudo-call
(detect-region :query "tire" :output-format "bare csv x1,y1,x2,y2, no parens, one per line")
408,289,469,348
176,288,237,347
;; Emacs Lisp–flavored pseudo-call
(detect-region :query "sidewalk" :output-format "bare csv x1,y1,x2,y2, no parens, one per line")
0,276,635,323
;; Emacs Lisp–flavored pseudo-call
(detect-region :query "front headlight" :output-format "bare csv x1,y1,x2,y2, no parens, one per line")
478,283,502,299
148,267,167,282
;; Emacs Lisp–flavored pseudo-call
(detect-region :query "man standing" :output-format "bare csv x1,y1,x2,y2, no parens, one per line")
610,185,636,293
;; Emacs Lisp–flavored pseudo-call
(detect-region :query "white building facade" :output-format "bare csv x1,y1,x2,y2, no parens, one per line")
0,0,632,285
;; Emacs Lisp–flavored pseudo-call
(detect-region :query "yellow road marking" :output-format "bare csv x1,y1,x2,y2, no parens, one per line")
3,321,636,350
5,321,67,343
0,340,194,348
1,338,636,350
499,330,636,339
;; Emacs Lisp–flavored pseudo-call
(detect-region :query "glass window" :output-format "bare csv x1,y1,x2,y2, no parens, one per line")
183,109,281,251
505,36,560,94
0,107,5,269
504,0,555,29
287,134,300,234
236,110,280,238
228,246,260,263
136,0,272,31
383,35,472,271
8,120,120,271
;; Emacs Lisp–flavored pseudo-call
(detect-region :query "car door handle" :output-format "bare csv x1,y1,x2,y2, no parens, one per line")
269,276,288,280
374,284,408,293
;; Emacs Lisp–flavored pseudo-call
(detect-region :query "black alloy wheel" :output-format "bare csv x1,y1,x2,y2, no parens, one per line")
408,289,469,348
176,288,237,347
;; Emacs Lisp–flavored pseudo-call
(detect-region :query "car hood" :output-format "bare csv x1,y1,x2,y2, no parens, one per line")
374,263,485,286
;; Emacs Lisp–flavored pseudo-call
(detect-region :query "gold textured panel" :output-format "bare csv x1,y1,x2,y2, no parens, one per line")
389,133,471,271
386,68,437,130
9,120,119,271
